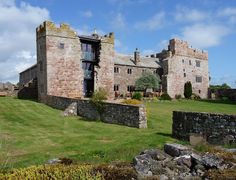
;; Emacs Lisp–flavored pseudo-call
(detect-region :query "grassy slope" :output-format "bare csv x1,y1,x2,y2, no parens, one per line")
0,97,235,169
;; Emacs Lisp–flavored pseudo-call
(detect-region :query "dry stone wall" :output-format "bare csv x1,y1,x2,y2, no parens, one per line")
172,111,236,145
45,95,147,128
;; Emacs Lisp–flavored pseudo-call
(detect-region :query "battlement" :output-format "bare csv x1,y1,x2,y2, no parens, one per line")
169,38,208,60
102,32,114,44
36,21,77,38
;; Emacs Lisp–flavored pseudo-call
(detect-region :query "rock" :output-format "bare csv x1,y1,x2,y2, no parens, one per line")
201,153,225,169
133,153,153,176
164,143,191,157
189,133,206,146
159,174,168,180
47,158,61,164
191,153,203,165
141,149,170,161
174,155,192,168
150,161,167,175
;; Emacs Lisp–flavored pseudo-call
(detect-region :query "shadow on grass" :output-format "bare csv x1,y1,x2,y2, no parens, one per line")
197,99,236,105
17,97,38,102
155,132,172,138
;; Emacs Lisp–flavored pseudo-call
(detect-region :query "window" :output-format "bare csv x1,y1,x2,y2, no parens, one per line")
114,84,119,91
189,60,192,65
142,69,146,74
196,60,201,67
199,90,201,94
114,67,119,73
196,76,202,83
127,68,132,74
184,73,186,77
59,43,64,49
127,85,135,92
182,59,184,63
183,69,185,72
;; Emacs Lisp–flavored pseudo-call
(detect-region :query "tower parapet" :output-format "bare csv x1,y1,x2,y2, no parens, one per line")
168,38,208,60
102,32,114,44
36,21,77,39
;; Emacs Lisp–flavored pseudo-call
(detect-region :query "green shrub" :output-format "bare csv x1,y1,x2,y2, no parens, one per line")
132,92,143,100
122,99,142,105
221,96,229,101
184,81,192,99
159,93,172,100
0,164,102,180
175,94,182,99
191,93,201,100
90,88,107,114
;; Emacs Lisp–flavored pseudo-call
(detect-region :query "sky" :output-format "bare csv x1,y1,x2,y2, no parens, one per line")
0,0,236,87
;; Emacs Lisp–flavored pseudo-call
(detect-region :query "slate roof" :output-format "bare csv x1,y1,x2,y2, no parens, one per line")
114,53,161,68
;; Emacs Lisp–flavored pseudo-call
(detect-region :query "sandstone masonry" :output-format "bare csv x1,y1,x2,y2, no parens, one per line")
19,21,209,100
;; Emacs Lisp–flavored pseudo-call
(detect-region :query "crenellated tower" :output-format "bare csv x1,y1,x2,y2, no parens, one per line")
36,21,83,102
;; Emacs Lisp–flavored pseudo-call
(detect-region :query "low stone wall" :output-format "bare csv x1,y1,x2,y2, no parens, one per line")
45,95,147,128
172,111,236,145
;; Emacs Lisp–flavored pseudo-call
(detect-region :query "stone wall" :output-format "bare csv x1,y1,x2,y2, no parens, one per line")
19,64,37,88
45,95,147,128
172,111,236,145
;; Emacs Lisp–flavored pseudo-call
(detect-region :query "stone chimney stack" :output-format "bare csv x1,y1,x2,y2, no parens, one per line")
134,48,140,65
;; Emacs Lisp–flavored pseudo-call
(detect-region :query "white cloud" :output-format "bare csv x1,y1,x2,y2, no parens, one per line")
175,7,208,22
0,0,50,83
134,12,165,31
180,24,230,49
218,7,236,24
81,10,93,18
110,13,126,29
218,7,236,16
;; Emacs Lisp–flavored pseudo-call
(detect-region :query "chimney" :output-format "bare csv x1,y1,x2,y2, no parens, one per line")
134,48,140,65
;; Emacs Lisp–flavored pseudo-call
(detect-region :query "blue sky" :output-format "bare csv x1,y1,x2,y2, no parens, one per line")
0,0,236,87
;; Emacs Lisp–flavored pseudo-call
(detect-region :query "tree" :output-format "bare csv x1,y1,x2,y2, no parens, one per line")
184,81,192,99
210,83,231,91
135,72,160,91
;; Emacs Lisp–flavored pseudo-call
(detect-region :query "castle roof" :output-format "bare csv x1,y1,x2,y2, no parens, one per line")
114,53,161,68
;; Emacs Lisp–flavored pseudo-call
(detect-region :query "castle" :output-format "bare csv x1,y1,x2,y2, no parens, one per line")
19,21,209,102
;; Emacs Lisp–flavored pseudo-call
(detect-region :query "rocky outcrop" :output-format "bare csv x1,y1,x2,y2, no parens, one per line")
133,143,236,179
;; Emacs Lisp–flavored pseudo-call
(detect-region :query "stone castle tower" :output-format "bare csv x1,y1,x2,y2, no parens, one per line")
159,39,209,98
36,21,114,102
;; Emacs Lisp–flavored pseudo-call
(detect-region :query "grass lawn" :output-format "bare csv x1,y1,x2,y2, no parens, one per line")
0,97,235,169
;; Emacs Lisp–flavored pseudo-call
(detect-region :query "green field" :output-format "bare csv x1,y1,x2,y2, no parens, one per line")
0,97,235,169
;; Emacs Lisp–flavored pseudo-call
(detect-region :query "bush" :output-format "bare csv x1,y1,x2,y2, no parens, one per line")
91,88,107,102
90,88,107,114
132,92,143,100
159,93,172,100
191,93,201,100
122,99,142,105
184,81,192,99
175,94,182,99
0,164,102,180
